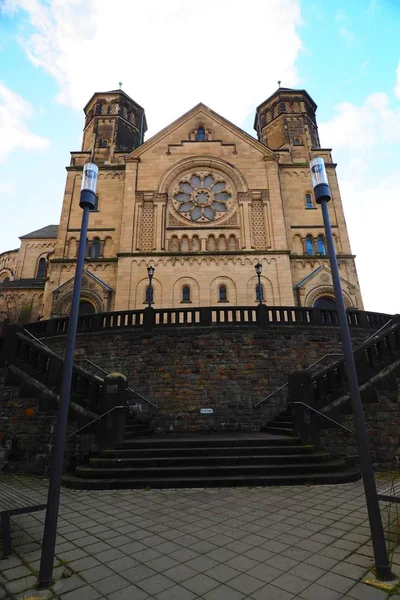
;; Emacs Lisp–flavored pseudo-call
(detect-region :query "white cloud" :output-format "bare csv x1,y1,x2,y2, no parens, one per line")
2,0,303,136
395,60,400,99
319,92,400,150
0,82,50,162
319,94,400,315
0,182,14,193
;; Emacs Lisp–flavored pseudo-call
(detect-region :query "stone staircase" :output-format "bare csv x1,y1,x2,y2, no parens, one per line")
62,427,361,490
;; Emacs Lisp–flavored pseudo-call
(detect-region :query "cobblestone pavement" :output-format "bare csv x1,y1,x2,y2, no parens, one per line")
0,476,399,600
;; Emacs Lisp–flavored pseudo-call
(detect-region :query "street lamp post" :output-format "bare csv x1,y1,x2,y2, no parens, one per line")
255,263,263,305
38,163,99,588
309,156,394,581
147,265,155,307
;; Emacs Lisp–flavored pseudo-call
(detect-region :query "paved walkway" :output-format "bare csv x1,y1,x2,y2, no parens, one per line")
0,476,399,600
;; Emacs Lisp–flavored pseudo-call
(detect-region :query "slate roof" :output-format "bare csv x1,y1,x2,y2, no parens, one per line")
20,225,58,240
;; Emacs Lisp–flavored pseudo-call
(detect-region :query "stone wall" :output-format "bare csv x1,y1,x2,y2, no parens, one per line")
44,324,371,433
0,368,99,475
319,367,400,469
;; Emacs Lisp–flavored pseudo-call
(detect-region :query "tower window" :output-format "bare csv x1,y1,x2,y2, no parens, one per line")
294,138,301,146
36,257,47,279
317,235,326,255
196,126,206,141
305,235,314,255
182,286,191,303
305,193,313,209
219,285,228,302
91,237,101,259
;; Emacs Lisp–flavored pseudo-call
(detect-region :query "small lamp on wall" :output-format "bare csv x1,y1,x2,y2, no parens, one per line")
147,265,155,307
255,262,263,305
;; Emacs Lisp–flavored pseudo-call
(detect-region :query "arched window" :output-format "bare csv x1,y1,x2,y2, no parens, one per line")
219,285,228,302
196,126,206,141
305,235,314,255
182,286,191,303
36,257,47,279
314,297,336,309
90,195,99,211
294,137,301,146
305,193,313,209
91,238,101,259
255,284,265,302
317,235,326,255
145,286,154,304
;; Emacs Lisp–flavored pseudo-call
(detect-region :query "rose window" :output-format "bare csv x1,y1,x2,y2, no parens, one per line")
172,173,232,222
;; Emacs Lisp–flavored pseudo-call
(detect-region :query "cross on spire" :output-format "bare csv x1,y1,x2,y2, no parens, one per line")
277,80,281,88
118,81,123,90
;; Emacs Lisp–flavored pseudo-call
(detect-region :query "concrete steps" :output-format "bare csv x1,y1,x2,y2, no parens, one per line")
62,432,361,490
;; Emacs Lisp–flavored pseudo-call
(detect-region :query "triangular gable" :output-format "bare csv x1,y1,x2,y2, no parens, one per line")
295,265,353,290
127,103,277,161
52,269,112,294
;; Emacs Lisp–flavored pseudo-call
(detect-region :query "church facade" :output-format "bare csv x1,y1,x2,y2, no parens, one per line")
0,87,363,322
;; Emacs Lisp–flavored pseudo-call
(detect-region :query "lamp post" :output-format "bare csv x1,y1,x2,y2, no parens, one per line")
38,163,99,588
147,265,155,306
255,263,263,305
309,157,393,581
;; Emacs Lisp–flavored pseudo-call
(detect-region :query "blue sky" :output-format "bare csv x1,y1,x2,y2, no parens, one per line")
1,0,399,314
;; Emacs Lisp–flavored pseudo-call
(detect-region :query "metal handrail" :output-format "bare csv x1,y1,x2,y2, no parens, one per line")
66,405,127,440
76,360,158,409
254,318,394,410
24,329,158,410
290,401,354,434
254,353,343,409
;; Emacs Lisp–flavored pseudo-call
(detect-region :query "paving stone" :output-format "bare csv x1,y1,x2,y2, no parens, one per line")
316,572,355,593
271,572,311,594
61,584,103,600
92,573,131,595
107,555,139,572
107,583,149,600
181,573,220,595
136,573,176,596
163,564,198,584
52,574,87,595
154,583,198,600
93,548,125,563
15,589,53,600
2,565,32,580
81,564,114,584
250,583,294,600
224,555,258,573
346,581,389,599
299,582,343,600
247,563,282,584
206,547,237,563
120,564,157,584
4,575,38,594
227,572,265,595
265,554,299,572
288,562,326,582
68,555,101,572
331,560,369,580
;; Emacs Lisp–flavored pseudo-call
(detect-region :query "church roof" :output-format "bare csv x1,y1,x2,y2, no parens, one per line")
20,225,59,240
83,89,145,113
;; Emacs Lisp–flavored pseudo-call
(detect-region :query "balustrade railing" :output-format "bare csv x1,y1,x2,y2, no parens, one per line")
23,306,392,338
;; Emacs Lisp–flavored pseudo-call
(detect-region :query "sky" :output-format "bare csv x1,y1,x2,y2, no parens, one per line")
0,0,399,315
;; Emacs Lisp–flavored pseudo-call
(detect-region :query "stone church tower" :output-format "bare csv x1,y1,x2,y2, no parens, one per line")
1,87,363,320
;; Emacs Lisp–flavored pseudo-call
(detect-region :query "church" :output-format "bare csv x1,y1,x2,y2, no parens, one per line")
0,86,363,322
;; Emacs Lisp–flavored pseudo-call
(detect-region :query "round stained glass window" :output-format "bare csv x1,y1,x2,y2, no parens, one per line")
172,172,233,222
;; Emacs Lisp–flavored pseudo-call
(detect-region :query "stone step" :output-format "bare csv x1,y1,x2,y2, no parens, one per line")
262,426,293,435
75,459,348,479
116,434,299,450
100,444,318,458
89,452,332,469
62,468,362,490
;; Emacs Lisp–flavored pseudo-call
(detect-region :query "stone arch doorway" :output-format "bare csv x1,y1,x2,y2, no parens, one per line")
79,300,96,315
313,297,336,309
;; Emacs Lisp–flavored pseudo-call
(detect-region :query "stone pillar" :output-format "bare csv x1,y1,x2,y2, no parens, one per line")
102,373,128,445
288,370,319,447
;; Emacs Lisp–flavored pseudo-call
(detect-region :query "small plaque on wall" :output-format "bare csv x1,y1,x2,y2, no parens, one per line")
200,408,213,414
